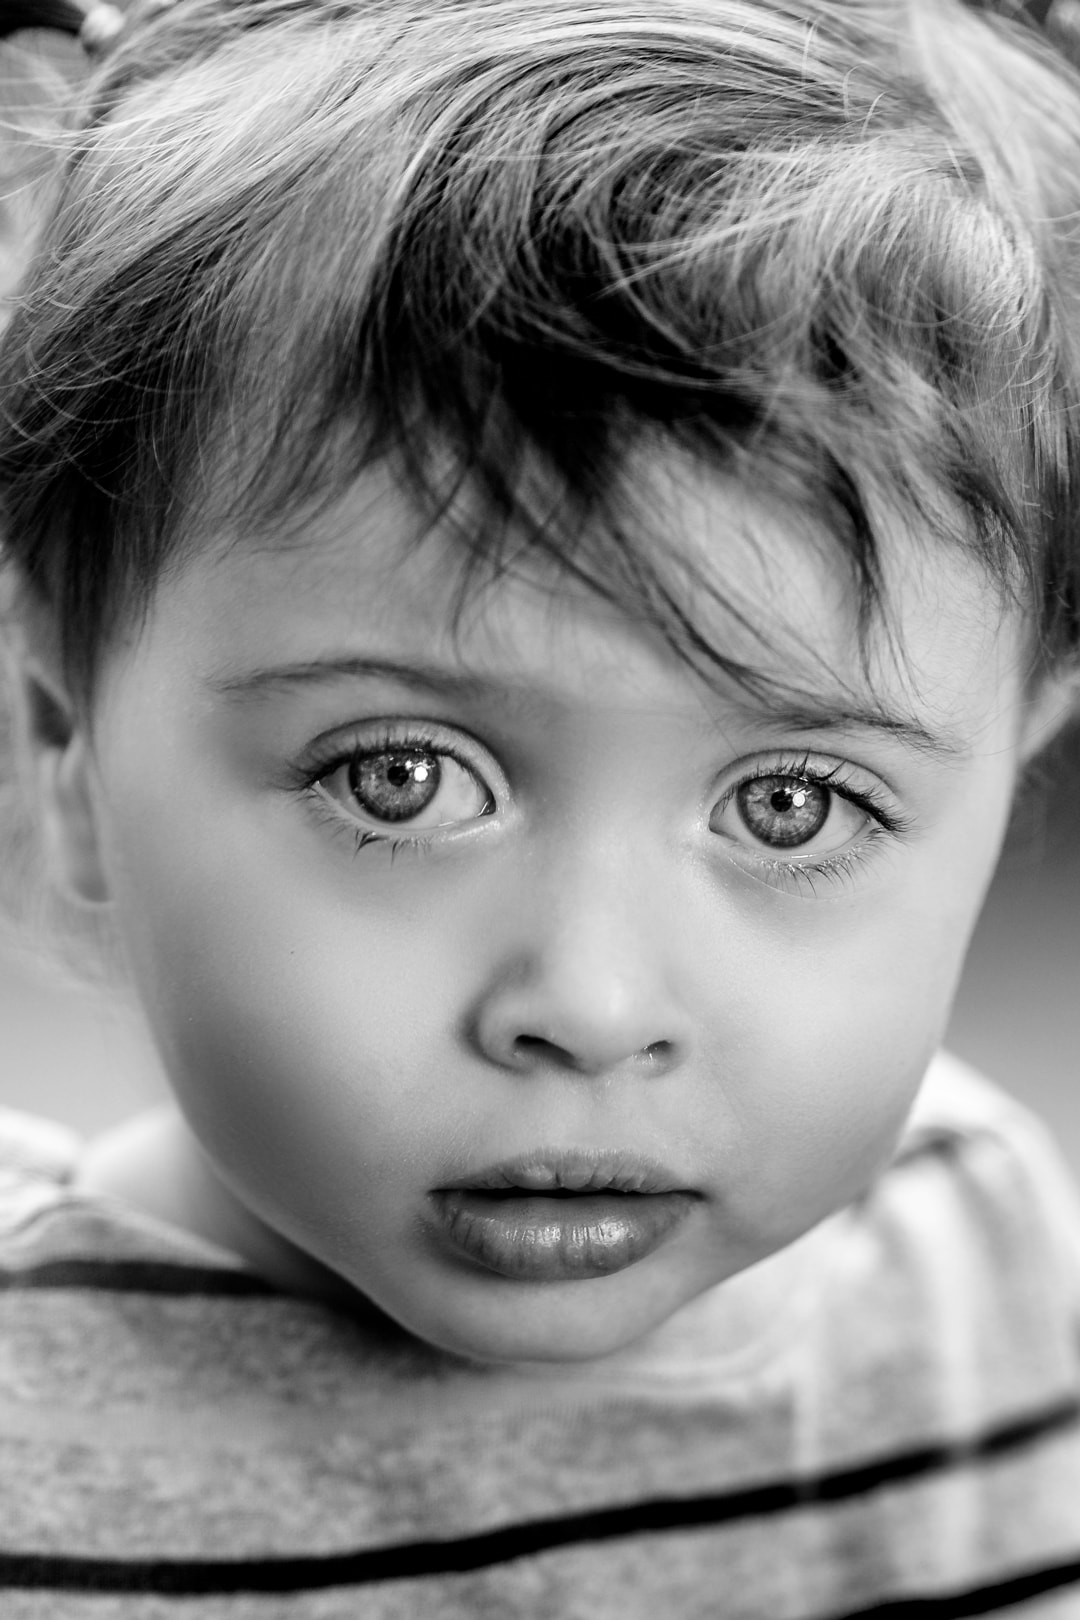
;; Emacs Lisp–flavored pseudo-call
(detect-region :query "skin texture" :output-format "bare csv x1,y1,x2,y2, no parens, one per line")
26,458,1074,1366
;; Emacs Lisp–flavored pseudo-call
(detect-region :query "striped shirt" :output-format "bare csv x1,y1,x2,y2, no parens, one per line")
1,1052,1079,1619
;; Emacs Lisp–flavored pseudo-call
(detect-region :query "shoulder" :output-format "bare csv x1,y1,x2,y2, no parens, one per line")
836,1052,1080,1405
895,1049,1080,1288
0,1104,80,1185
904,1047,1078,1155
0,1105,82,1254
0,1104,268,1284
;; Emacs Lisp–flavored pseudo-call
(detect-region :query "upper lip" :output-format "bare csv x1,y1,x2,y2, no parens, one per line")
440,1150,688,1196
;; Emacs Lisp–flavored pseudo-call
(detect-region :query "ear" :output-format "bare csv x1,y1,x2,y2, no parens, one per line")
1016,666,1080,766
11,652,111,908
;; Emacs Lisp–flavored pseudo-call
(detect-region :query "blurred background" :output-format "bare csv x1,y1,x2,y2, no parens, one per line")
1,725,1078,1169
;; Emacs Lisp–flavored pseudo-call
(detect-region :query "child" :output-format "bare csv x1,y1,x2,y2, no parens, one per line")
0,0,1079,1611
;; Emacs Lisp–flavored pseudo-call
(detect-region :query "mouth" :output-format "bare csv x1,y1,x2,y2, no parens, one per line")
428,1150,698,1282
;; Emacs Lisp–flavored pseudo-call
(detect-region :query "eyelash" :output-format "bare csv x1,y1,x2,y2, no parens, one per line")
293,733,912,891
295,725,474,862
718,753,912,896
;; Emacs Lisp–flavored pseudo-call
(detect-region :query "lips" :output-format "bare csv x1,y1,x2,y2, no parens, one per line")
445,1149,683,1196
428,1151,697,1282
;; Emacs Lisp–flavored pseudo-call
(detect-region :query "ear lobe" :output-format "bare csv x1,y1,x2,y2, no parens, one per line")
17,663,111,908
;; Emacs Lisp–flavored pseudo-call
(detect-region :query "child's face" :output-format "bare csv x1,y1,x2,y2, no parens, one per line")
61,458,1054,1363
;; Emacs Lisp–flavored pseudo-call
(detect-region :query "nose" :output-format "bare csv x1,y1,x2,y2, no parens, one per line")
466,856,692,1077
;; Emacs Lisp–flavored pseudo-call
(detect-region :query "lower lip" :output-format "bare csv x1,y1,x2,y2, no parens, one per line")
428,1190,696,1281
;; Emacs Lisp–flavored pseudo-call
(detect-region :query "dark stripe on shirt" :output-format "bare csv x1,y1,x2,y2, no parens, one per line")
830,1554,1080,1618
0,1394,1076,1594
0,1259,277,1295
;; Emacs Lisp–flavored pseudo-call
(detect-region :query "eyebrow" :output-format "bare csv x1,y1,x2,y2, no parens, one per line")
206,654,969,763
207,655,499,705
747,701,969,764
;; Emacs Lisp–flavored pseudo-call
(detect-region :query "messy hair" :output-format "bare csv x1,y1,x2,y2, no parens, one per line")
1,0,1080,719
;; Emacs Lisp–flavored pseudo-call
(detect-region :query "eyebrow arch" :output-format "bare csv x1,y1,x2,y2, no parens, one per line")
206,655,968,762
749,702,970,763
206,655,498,703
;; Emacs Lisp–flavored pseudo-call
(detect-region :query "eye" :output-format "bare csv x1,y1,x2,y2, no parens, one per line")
320,742,495,831
710,769,872,855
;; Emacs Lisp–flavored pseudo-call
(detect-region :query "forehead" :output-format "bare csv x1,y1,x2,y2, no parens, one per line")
104,456,1025,743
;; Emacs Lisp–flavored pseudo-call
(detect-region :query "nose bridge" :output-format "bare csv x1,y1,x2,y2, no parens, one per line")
468,824,693,1074
550,827,663,969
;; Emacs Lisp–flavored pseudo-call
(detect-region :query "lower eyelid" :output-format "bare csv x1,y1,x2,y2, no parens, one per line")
304,787,436,856
738,823,894,895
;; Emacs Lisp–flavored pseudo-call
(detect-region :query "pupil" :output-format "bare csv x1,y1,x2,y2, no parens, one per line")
387,761,428,788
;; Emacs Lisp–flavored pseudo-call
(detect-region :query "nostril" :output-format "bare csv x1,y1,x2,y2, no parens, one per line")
512,1035,581,1069
509,1035,677,1071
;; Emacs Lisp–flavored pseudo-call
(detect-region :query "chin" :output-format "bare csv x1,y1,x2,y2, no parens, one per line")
393,1278,676,1367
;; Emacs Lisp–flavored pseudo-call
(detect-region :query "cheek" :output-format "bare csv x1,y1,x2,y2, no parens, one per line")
97,793,469,1253
708,798,1009,1240
709,942,930,1248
